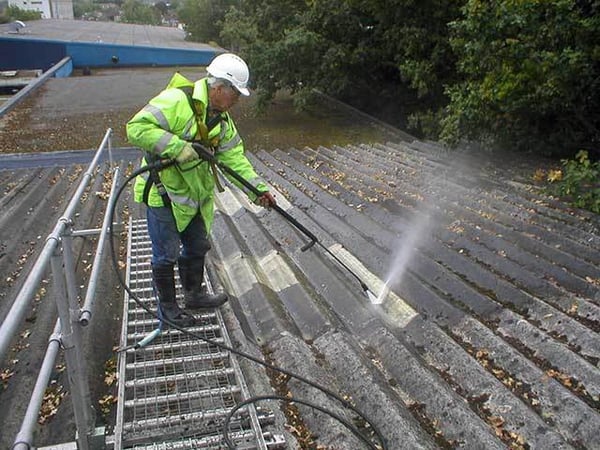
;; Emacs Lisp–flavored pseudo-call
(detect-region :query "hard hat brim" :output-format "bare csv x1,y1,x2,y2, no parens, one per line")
236,86,250,97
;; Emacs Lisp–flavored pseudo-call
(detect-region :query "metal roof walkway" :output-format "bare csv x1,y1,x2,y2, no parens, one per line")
114,217,286,449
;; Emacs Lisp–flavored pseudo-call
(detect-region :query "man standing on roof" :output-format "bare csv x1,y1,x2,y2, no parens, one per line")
126,53,276,327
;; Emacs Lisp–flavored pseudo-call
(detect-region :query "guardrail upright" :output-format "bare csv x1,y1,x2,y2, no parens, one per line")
50,242,96,450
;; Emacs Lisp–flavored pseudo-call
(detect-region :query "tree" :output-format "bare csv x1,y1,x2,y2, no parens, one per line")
0,5,42,22
73,0,100,19
220,6,258,52
336,0,462,134
154,1,168,15
219,0,598,157
221,0,461,122
121,0,161,25
220,0,327,109
442,0,600,156
177,0,235,43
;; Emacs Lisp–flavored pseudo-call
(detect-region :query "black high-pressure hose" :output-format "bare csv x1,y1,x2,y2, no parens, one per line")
107,155,388,450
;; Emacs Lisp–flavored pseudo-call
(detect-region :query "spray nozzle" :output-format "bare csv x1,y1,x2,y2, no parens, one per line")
360,283,381,305
366,289,381,304
363,282,390,305
300,240,317,252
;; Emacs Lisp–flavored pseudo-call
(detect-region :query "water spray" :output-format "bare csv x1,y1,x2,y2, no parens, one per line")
373,282,390,305
378,196,436,307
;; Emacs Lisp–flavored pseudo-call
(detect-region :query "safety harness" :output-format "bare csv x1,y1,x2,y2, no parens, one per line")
142,86,225,208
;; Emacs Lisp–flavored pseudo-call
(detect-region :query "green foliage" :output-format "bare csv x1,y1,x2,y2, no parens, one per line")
549,150,600,213
121,0,161,25
408,108,444,140
220,6,258,52
443,0,600,155
220,0,317,109
215,0,598,158
221,0,461,119
154,1,168,15
177,0,235,43
73,0,99,19
0,5,42,22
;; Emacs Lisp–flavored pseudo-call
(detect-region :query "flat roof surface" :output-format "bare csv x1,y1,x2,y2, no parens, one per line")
0,19,216,49
0,66,400,153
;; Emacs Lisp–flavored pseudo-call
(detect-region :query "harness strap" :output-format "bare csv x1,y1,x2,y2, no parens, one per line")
210,161,225,193
142,153,172,208
179,86,226,193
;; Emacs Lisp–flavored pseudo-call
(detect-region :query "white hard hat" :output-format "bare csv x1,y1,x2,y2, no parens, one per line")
206,53,250,96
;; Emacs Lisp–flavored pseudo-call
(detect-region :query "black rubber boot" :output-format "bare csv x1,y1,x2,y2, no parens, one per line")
152,265,196,327
178,257,228,309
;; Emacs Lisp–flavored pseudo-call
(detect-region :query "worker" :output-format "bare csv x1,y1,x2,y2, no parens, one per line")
126,53,276,327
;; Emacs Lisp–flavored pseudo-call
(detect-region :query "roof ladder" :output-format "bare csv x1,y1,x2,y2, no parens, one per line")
114,218,286,449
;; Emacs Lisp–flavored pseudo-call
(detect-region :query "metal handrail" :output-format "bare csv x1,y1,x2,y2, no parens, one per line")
0,56,72,118
80,165,121,326
0,128,113,363
3,129,115,450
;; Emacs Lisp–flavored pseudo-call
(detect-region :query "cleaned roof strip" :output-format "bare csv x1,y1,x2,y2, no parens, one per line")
327,243,418,327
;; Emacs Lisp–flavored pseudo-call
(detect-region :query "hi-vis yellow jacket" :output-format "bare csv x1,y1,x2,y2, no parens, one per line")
126,75,268,233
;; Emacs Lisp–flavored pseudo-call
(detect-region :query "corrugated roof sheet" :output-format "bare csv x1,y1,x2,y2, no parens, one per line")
1,135,599,448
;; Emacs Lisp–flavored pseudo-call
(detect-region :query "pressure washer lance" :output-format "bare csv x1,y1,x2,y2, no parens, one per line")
189,143,379,303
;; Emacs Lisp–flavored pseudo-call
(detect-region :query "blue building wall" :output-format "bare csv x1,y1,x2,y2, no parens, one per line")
66,41,216,68
0,38,67,71
0,37,216,71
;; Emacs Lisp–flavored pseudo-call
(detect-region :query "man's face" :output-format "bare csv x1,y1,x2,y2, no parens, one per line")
211,83,241,112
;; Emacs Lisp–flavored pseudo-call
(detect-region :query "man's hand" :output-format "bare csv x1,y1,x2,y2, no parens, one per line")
175,143,199,164
256,191,276,208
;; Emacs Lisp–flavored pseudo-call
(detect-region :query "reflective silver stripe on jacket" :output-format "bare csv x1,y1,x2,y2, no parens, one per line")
216,133,242,153
219,121,229,140
143,104,170,130
168,193,200,209
139,171,197,208
142,183,198,209
153,132,174,155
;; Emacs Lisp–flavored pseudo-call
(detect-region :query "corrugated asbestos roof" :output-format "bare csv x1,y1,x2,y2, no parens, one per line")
1,134,599,448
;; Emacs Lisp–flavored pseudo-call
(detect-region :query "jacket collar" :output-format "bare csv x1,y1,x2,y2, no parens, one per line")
192,78,209,115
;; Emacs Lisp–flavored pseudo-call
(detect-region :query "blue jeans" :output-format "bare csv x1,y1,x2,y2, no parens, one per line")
146,206,211,268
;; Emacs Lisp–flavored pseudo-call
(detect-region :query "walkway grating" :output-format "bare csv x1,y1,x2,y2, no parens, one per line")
114,218,285,449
